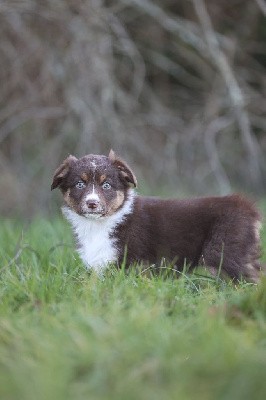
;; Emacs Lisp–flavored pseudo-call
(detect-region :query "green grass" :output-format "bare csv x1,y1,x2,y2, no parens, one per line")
0,214,266,400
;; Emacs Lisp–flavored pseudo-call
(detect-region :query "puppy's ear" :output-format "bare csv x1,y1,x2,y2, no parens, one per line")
51,155,77,190
108,149,137,188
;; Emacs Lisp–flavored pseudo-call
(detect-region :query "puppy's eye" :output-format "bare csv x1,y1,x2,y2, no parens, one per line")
75,181,86,189
102,182,111,190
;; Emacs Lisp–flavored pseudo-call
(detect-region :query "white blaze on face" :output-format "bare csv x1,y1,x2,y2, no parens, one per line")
85,185,100,203
84,159,99,203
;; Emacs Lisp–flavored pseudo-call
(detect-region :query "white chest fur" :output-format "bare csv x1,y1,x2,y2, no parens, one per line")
62,190,134,273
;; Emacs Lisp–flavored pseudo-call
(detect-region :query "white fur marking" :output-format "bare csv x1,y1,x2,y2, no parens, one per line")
62,189,135,273
254,220,262,241
245,263,254,271
85,191,100,202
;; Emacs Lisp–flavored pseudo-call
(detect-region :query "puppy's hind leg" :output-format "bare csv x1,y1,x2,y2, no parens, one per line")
202,238,242,281
202,215,262,283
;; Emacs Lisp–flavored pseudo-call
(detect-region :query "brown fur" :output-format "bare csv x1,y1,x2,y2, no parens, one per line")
106,191,125,216
81,172,89,182
51,151,135,218
99,174,107,184
114,194,262,282
63,188,76,209
52,151,263,282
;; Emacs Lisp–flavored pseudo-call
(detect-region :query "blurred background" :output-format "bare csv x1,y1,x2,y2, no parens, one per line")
0,0,265,217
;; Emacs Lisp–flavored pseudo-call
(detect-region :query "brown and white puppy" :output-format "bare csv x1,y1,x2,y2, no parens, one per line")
51,150,263,282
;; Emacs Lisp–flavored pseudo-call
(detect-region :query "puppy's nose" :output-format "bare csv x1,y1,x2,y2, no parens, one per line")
86,200,99,209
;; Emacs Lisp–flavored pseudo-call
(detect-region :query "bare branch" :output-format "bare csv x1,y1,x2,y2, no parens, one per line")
120,0,206,51
204,117,233,195
0,0,265,216
192,0,263,187
255,0,266,15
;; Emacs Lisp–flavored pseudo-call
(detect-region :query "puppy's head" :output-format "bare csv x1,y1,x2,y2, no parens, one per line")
51,150,137,219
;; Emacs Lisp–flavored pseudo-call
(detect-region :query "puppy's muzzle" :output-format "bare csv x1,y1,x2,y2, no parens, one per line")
86,200,99,210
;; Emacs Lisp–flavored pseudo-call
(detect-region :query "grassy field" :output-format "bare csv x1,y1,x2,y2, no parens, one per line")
0,208,266,400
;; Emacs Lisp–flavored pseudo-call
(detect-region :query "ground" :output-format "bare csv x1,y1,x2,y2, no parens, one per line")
0,207,266,400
